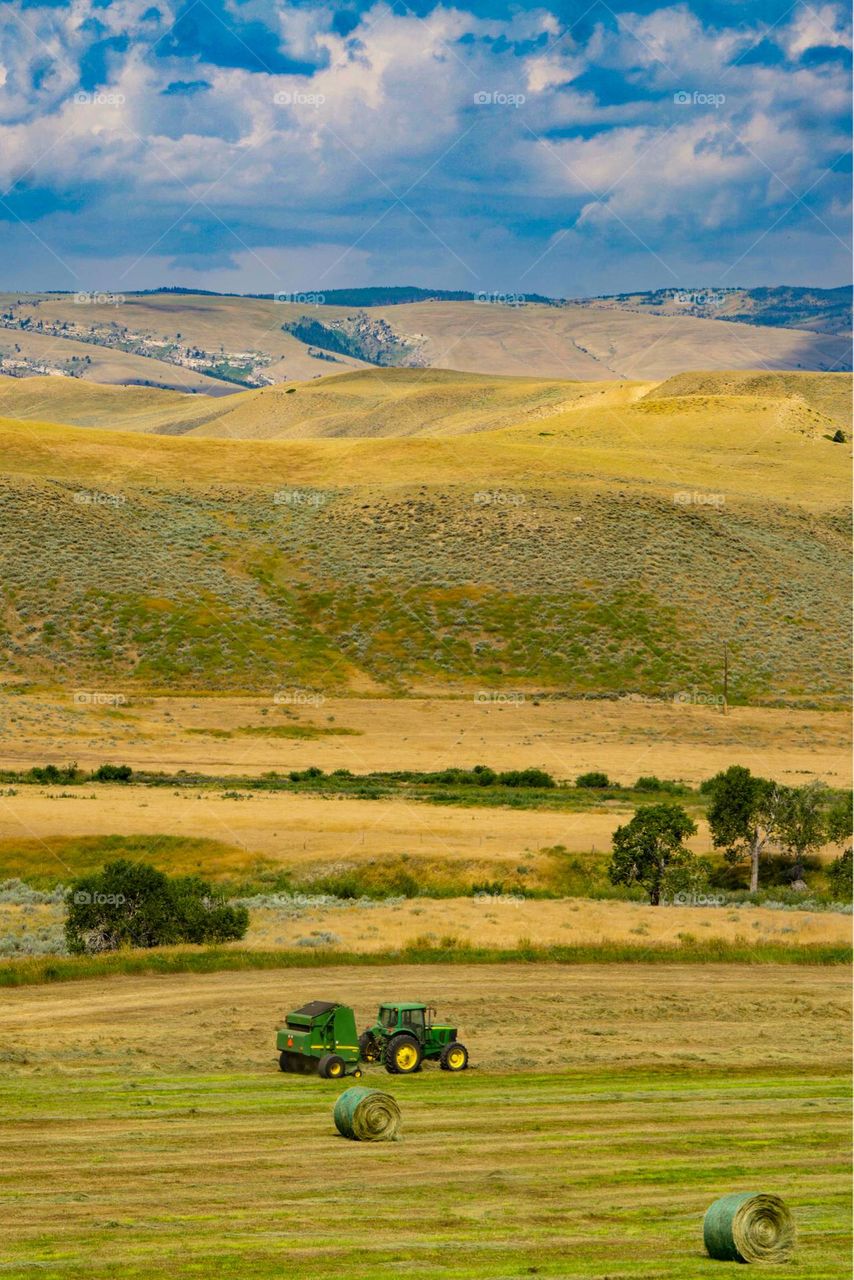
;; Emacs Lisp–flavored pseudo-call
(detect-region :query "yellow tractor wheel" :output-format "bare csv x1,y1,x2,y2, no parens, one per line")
440,1042,469,1072
385,1034,423,1074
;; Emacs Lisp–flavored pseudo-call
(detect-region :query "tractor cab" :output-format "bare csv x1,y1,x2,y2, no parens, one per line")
361,1002,468,1074
377,1002,436,1040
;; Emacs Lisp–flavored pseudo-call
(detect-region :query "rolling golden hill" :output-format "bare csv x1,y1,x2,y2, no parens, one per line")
2,366,849,442
0,367,849,704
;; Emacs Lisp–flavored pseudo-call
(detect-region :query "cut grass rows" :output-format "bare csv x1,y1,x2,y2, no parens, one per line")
0,1067,848,1279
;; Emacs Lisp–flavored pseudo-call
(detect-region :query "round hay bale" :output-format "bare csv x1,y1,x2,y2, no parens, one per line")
703,1192,795,1263
333,1086,401,1142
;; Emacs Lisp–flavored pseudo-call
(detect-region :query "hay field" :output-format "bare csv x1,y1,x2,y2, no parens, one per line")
0,964,849,1279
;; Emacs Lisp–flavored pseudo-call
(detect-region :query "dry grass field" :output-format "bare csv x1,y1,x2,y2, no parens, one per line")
2,893,849,963
240,896,852,952
0,963,849,1279
1,692,849,782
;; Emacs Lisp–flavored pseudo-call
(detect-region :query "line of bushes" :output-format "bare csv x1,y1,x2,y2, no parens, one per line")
1,938,849,988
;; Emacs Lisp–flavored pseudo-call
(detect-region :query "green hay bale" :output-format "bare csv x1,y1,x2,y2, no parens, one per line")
333,1086,401,1142
703,1192,795,1263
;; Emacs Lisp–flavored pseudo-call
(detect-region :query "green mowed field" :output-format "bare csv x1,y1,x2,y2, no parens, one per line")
0,1067,849,1279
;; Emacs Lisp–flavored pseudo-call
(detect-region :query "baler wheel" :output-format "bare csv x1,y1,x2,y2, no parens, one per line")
318,1053,346,1079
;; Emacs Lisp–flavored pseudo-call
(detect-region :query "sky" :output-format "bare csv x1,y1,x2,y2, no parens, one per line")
0,0,851,295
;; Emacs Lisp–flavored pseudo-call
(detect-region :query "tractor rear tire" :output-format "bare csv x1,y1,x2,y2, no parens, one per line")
318,1053,346,1080
440,1042,469,1072
385,1034,423,1075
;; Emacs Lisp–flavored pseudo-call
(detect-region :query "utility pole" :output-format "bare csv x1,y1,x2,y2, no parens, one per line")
722,642,728,715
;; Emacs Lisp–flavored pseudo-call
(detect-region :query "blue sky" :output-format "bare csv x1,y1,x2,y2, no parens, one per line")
0,0,850,294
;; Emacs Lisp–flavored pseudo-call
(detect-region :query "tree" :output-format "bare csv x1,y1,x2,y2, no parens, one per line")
705,766,778,893
608,803,699,905
826,792,853,901
65,860,248,954
774,781,828,885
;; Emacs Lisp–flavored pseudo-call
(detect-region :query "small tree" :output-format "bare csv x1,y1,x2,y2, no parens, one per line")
774,780,829,884
608,803,699,905
705,765,778,893
65,860,248,954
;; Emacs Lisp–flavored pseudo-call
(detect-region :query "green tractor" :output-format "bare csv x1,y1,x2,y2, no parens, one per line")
358,1002,469,1075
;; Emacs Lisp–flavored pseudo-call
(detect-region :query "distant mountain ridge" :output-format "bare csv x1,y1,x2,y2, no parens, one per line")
28,282,849,335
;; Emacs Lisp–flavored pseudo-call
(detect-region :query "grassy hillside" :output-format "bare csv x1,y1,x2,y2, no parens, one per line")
0,373,849,702
2,291,849,387
584,286,852,337
2,366,849,441
643,370,852,431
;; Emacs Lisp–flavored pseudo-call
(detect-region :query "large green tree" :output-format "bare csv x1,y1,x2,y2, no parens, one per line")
773,781,828,884
608,803,699,905
705,766,778,893
65,859,248,954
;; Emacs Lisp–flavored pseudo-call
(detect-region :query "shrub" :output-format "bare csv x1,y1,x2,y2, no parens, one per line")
64,860,249,954
635,775,689,795
92,763,133,782
576,771,612,789
27,762,83,785
497,768,555,788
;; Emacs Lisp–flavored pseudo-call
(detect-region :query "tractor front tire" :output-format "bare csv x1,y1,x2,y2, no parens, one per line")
318,1053,346,1080
440,1042,469,1072
385,1034,423,1075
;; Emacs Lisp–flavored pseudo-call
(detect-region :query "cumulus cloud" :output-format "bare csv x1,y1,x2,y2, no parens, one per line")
0,0,849,292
